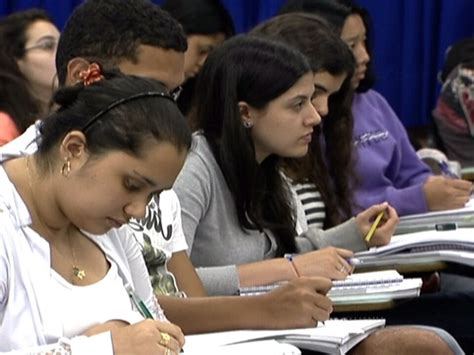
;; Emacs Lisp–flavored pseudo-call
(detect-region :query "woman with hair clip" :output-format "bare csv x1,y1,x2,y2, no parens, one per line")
279,0,472,216
0,65,189,354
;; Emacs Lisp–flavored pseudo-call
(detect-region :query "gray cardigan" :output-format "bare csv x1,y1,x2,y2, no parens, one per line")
173,134,366,295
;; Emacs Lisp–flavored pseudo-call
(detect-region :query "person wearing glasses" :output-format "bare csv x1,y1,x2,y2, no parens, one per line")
0,9,59,115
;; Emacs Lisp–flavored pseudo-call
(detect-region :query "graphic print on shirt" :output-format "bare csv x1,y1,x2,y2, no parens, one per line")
129,194,184,297
354,130,389,148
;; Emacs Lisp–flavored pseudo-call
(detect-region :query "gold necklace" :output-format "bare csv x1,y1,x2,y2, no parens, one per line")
25,157,86,281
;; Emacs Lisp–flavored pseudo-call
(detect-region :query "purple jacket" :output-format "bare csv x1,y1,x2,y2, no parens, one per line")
351,90,432,216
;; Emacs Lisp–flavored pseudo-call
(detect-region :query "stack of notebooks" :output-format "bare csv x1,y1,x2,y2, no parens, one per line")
395,197,474,234
354,228,474,270
184,319,385,355
238,270,422,306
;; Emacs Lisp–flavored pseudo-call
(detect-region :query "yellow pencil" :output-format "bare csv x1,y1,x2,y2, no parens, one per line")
364,211,385,242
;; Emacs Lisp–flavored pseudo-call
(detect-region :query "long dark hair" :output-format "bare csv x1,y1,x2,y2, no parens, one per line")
0,51,41,133
37,70,191,171
190,35,311,254
0,8,52,60
251,13,356,226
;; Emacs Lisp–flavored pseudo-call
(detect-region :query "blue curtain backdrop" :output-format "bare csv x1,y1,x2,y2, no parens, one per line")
1,0,473,127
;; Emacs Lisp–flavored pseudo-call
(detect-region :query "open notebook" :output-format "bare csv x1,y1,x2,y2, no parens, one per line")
354,228,474,269
184,319,385,355
238,270,422,305
395,197,474,234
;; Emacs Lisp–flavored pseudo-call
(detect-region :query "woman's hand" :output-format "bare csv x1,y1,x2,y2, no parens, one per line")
292,247,354,280
82,320,128,336
355,202,398,247
423,176,472,211
111,319,185,355
260,276,333,328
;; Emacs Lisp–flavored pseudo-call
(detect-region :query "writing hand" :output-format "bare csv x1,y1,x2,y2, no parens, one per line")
356,202,398,247
260,276,333,328
112,319,184,355
424,176,472,211
292,247,354,280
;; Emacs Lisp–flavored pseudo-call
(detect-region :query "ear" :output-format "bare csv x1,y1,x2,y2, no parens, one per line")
238,101,254,126
58,130,89,169
66,58,91,86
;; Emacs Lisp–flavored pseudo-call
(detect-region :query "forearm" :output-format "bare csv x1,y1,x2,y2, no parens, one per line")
238,257,296,287
297,218,367,252
158,295,271,334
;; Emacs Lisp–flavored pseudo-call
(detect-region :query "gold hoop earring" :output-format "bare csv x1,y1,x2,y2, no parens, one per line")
61,159,71,177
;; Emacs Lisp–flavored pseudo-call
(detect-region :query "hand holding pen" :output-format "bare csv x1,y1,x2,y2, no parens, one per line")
424,175,472,211
355,202,399,247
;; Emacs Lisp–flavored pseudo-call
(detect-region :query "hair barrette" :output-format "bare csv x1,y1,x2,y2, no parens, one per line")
79,63,104,86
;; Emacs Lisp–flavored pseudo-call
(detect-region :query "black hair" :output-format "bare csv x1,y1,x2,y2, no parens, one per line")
161,0,235,38
56,0,188,85
251,13,356,226
0,8,53,60
0,51,41,133
162,0,235,116
191,35,312,254
278,0,350,31
336,0,375,92
440,37,474,83
37,70,191,170
280,0,376,92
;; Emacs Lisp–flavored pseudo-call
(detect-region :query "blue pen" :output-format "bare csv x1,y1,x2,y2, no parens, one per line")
438,160,458,179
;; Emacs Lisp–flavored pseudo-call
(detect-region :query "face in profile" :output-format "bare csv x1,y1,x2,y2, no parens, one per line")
244,72,321,163
117,44,186,93
17,19,60,107
184,33,226,80
59,137,187,235
340,14,370,89
312,71,347,117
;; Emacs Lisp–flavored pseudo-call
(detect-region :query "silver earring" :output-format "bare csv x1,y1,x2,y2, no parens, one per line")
243,121,253,128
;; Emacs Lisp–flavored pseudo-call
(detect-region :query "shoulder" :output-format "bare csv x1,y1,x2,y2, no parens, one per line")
175,133,217,186
354,90,391,110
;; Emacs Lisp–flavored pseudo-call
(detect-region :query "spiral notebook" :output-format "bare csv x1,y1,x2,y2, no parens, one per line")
184,319,385,355
238,270,422,305
395,198,474,234
354,228,474,269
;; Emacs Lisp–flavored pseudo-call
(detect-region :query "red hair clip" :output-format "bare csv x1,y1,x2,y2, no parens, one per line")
79,63,104,86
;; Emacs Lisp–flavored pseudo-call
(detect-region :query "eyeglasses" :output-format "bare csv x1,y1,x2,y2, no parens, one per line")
24,37,58,53
170,85,183,102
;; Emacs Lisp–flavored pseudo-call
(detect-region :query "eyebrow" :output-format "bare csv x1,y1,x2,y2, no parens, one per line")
132,170,157,187
314,84,329,92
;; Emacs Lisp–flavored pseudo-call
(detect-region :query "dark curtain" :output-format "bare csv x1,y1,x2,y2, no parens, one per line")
2,0,473,127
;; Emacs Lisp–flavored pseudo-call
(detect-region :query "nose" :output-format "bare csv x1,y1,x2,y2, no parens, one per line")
124,198,148,220
355,42,370,66
306,103,321,127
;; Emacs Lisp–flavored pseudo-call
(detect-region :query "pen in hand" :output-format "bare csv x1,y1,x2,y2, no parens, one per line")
126,284,154,319
364,211,385,243
438,160,458,179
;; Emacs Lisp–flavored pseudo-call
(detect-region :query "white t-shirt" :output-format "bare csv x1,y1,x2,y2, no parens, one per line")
129,190,188,297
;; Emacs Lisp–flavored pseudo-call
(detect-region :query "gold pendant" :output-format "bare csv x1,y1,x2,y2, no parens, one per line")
73,266,86,280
